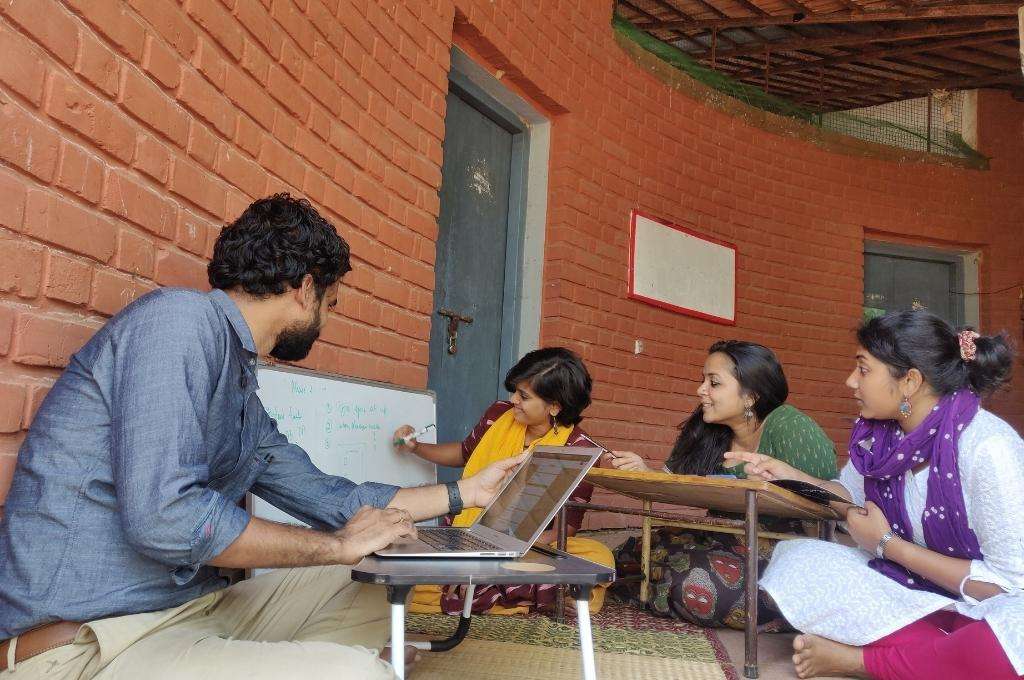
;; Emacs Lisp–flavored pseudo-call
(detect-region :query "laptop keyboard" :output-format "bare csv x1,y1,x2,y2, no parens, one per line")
417,528,506,552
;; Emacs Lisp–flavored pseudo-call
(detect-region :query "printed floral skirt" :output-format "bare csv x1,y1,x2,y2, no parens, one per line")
613,527,788,631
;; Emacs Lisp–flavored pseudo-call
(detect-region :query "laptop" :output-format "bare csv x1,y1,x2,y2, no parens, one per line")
375,446,603,558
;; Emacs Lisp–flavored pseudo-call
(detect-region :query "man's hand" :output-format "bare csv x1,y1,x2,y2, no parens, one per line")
459,453,529,508
334,506,417,564
845,501,894,554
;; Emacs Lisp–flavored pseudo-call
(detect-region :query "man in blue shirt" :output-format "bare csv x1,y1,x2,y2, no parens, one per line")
0,194,522,678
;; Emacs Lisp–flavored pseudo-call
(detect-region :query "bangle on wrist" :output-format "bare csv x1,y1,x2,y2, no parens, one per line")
875,530,896,559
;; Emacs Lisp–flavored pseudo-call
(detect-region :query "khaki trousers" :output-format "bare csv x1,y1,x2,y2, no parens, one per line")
2,566,396,679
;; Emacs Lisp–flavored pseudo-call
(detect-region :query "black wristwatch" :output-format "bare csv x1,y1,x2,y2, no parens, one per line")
445,481,464,515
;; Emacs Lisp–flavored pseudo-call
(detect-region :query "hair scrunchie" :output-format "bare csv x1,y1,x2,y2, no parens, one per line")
958,330,980,362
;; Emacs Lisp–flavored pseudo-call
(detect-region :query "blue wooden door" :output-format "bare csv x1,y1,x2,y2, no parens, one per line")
428,86,519,480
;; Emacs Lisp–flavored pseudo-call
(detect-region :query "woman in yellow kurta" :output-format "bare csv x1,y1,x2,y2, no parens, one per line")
394,347,614,615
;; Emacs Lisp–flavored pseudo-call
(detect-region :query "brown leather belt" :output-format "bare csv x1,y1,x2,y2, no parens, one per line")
0,621,81,671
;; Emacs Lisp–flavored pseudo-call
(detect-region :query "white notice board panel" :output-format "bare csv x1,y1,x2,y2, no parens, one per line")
250,364,437,527
628,210,737,325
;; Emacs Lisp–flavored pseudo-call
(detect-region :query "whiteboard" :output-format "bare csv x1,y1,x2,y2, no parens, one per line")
628,210,737,325
250,364,437,527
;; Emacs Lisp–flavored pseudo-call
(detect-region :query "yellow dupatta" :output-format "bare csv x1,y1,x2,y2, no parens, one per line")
408,407,572,614
452,407,573,527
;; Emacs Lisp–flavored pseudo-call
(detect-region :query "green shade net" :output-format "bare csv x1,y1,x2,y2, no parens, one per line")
614,14,987,163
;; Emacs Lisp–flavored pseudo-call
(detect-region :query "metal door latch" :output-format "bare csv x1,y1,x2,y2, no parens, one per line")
437,308,473,355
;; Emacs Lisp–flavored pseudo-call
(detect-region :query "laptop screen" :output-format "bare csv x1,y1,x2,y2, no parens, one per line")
477,448,596,542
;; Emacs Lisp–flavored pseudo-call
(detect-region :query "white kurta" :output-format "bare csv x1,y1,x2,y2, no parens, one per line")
760,409,1024,674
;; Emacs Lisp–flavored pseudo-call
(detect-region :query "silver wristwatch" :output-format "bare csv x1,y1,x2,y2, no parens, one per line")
875,530,896,559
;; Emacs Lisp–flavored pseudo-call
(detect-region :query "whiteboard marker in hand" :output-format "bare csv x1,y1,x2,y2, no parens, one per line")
394,423,435,448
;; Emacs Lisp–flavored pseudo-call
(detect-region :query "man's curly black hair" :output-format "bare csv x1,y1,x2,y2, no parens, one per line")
208,193,350,298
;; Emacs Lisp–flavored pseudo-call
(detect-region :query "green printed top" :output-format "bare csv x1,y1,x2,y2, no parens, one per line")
729,404,838,480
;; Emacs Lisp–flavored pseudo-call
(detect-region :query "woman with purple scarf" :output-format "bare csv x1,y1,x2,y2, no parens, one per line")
726,310,1023,680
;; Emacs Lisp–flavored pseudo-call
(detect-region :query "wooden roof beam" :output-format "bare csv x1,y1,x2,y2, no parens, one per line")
831,0,865,12
729,30,1018,78
724,62,928,110
977,41,1023,58
726,62,871,90
686,18,1016,60
833,53,995,83
797,72,1021,102
676,0,739,22
882,55,993,78
724,55,884,90
718,49,976,87
648,0,745,47
751,54,993,95
940,46,1021,70
640,4,1022,32
729,0,771,16
618,0,707,51
679,0,806,49
776,0,816,16
804,57,947,82
854,59,959,80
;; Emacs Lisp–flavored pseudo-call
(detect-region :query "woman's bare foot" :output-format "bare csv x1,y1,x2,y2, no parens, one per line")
792,634,869,679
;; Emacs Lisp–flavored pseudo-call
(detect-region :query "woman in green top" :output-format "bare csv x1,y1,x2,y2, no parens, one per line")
611,340,837,629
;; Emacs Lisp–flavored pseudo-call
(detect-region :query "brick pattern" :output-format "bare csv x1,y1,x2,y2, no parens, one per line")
0,0,448,495
0,1,1021,514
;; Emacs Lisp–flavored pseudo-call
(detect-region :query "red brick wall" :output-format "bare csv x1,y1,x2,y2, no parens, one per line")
0,1,1021,511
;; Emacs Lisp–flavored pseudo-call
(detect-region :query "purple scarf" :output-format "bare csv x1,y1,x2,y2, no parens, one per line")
848,389,982,595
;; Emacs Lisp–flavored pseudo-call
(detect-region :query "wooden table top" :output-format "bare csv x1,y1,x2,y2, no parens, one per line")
585,468,843,520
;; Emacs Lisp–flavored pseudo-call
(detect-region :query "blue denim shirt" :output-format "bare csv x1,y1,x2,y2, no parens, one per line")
0,288,399,638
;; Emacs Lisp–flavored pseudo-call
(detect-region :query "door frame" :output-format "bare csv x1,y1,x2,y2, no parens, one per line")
448,48,550,399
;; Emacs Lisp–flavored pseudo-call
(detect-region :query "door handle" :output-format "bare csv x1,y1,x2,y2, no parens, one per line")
437,308,473,355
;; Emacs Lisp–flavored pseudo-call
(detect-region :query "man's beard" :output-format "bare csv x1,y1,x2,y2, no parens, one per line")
270,307,321,361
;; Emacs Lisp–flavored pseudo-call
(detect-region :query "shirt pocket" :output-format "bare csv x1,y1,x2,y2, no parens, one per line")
208,393,259,489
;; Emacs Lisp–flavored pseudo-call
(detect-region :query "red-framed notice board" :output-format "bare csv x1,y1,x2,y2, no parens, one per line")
627,210,737,325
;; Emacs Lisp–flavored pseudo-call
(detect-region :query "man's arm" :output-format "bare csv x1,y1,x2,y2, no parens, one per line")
209,507,416,569
250,401,404,529
254,398,529,527
387,481,471,521
387,454,528,521
217,453,527,568
109,300,251,581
